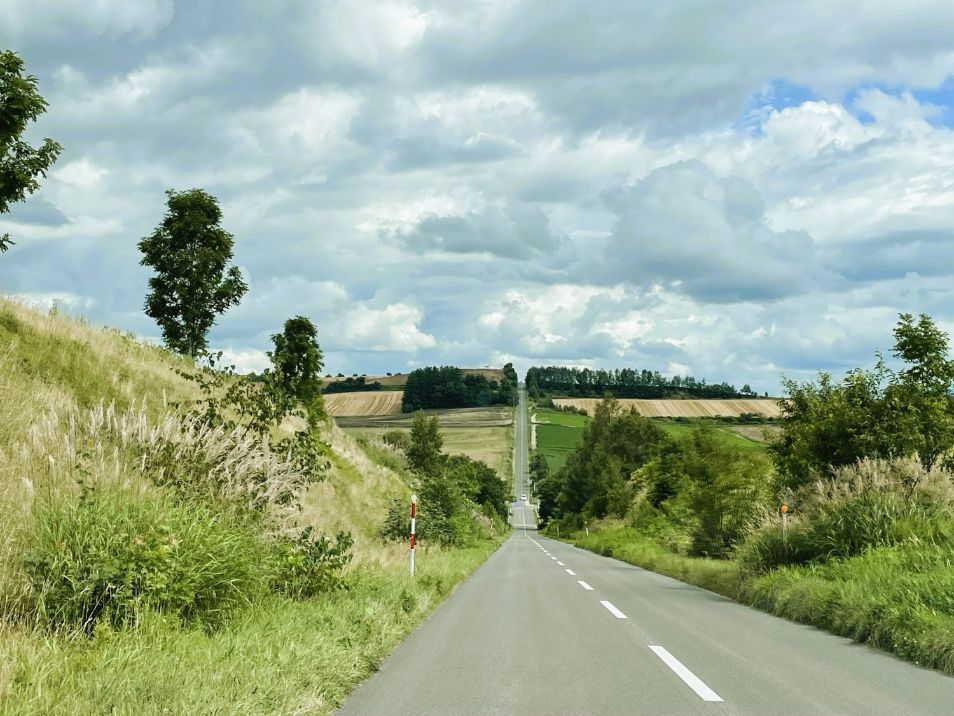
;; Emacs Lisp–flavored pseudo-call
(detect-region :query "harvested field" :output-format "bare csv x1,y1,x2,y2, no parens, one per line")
322,368,503,389
551,398,781,418
324,391,403,417
343,407,514,477
335,405,512,429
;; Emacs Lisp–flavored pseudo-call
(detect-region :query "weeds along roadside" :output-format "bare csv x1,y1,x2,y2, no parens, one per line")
0,299,505,712
0,395,503,713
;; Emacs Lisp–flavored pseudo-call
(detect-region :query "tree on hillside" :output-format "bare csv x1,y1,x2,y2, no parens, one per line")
772,313,954,489
401,365,511,411
270,316,324,413
138,189,247,358
0,50,62,253
672,427,771,557
890,313,954,469
407,412,443,476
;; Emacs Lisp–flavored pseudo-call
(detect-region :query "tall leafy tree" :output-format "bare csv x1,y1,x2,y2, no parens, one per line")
270,316,324,406
890,313,954,469
0,50,62,253
407,412,443,476
772,313,954,488
139,189,247,357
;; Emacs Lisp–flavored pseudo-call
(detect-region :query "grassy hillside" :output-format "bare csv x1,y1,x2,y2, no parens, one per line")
655,419,768,452
531,407,768,474
0,296,501,713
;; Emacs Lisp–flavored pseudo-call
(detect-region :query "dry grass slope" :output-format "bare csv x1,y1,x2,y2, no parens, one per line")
552,398,781,418
0,296,502,714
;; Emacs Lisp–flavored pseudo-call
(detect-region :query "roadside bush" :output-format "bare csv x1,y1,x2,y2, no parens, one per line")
382,430,411,453
738,458,954,573
269,527,352,599
22,485,267,632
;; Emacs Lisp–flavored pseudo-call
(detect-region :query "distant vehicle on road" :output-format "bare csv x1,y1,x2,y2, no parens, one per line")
521,493,527,501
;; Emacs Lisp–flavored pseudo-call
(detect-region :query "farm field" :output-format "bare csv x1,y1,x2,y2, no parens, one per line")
552,398,781,418
655,420,769,452
334,405,511,429
531,408,774,474
532,409,589,473
324,391,403,417
345,425,513,479
340,404,515,478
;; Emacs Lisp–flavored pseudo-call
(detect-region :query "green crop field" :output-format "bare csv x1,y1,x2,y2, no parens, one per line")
532,409,588,473
531,408,770,475
655,420,769,451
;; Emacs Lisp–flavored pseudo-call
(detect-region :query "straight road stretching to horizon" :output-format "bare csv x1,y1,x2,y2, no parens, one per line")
337,388,954,715
511,386,535,530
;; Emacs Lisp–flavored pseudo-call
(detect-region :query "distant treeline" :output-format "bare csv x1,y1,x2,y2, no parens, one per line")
402,364,518,412
525,366,760,400
322,376,383,394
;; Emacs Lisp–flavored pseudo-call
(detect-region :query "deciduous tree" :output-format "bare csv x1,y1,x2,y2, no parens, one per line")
138,189,247,358
0,50,62,253
270,316,324,410
407,412,443,476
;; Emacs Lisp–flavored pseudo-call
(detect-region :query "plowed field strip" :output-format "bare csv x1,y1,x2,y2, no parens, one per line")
324,391,403,417
551,398,781,418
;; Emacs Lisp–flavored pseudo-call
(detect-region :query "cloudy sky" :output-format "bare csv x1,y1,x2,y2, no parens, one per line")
3,1,954,392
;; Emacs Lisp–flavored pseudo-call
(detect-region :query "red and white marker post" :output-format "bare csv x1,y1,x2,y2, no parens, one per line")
410,494,418,577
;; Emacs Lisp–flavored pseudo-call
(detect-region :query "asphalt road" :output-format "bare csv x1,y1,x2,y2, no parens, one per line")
337,388,954,715
510,386,535,529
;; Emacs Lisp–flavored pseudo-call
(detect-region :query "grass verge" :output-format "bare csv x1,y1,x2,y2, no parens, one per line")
0,540,501,715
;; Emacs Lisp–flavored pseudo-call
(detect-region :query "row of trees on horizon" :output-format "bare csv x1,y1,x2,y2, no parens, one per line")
525,365,765,401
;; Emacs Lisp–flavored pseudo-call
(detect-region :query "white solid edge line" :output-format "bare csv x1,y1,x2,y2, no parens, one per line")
649,645,723,702
577,580,593,590
600,600,627,619
564,568,576,575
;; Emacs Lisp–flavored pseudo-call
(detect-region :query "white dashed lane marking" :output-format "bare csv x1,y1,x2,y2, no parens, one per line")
600,600,627,619
649,645,723,702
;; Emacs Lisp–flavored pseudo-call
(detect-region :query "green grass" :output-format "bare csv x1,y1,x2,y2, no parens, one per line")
654,420,768,451
532,408,589,428
534,424,583,473
531,410,767,475
572,526,742,598
532,409,587,473
0,296,506,711
0,542,500,715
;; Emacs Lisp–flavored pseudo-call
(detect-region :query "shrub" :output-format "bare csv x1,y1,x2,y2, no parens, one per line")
738,458,954,573
269,527,352,599
382,430,411,453
22,485,267,632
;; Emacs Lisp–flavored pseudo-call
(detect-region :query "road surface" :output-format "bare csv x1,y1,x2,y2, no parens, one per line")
510,385,536,530
337,388,954,715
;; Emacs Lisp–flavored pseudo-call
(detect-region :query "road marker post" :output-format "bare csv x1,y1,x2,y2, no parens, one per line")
410,494,417,577
781,503,789,545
